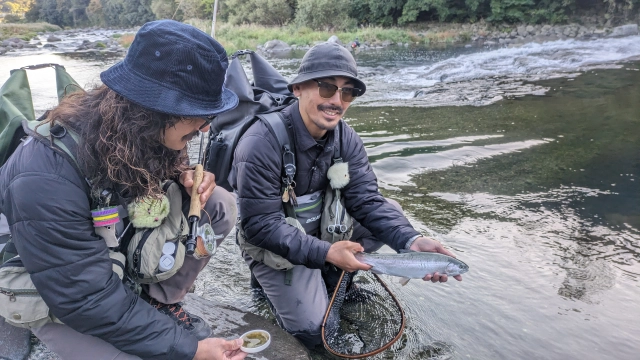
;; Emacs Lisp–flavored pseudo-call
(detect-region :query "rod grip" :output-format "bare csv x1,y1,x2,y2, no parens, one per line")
188,164,204,218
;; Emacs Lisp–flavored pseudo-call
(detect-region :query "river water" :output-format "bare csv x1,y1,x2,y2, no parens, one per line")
2,34,639,360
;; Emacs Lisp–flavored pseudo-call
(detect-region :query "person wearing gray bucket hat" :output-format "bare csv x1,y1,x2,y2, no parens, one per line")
0,20,246,360
231,42,461,349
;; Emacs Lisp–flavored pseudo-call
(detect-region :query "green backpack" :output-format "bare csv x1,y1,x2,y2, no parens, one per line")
0,63,82,167
0,63,83,265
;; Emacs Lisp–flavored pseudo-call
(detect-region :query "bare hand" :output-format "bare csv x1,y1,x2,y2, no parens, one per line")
409,236,463,282
193,338,246,360
180,170,216,209
326,241,372,272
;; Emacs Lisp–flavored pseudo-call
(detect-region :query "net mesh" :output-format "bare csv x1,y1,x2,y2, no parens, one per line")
322,270,405,358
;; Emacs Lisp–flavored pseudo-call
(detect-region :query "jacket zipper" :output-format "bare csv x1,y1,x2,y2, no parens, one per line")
133,228,154,278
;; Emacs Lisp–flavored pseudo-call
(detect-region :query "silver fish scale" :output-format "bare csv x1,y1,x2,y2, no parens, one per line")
355,252,469,278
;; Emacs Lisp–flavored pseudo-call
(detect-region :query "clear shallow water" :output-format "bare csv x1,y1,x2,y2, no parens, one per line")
3,37,638,360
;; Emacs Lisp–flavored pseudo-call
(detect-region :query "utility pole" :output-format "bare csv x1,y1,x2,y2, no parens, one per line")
211,0,219,38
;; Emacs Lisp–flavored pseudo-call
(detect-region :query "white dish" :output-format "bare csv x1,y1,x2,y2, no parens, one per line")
240,329,271,353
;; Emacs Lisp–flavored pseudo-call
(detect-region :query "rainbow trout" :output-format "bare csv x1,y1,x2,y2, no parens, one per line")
355,251,469,285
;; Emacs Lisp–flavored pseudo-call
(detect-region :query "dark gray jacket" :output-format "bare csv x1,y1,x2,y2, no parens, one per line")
230,102,420,269
0,136,196,359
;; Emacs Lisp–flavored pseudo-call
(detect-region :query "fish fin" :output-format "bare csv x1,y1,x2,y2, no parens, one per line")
370,266,383,275
399,277,411,286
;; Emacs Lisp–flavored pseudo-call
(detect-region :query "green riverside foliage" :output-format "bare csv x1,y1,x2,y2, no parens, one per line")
222,0,293,26
294,0,355,30
183,19,419,53
0,22,61,40
17,0,640,29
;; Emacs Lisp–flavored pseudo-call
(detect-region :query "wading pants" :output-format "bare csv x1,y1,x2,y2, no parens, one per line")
32,187,237,360
244,199,403,349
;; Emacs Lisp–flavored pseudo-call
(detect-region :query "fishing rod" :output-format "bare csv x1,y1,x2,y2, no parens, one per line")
185,132,206,256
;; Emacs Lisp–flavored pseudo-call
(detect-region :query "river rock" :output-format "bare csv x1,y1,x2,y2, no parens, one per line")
608,24,639,37
517,25,527,37
0,317,31,360
327,35,343,45
46,36,61,42
23,294,310,359
183,294,310,360
263,39,291,53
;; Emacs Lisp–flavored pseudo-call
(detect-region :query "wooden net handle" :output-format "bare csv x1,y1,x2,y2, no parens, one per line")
188,164,204,218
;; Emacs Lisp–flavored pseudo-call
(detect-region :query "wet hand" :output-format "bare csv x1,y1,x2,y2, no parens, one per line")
194,338,246,360
326,241,372,272
180,170,216,209
409,236,463,282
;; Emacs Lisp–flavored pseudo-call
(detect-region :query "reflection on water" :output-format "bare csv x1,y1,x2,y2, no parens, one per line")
335,63,639,359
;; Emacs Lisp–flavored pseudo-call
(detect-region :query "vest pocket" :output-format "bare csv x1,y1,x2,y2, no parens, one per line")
0,264,58,329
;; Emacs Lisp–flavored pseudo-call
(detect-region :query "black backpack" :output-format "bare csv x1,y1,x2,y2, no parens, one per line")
204,50,298,192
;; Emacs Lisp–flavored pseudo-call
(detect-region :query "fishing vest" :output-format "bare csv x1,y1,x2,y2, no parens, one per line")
0,120,129,329
236,113,354,279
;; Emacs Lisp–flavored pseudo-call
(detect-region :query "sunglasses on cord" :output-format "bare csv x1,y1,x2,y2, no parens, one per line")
199,115,217,131
314,80,363,103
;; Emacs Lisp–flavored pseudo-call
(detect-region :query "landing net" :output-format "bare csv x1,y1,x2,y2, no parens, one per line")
322,270,405,358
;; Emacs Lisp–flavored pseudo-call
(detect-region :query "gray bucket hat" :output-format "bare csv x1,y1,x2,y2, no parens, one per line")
287,42,366,95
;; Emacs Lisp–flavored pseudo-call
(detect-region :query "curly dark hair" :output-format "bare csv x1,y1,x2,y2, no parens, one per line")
43,85,189,200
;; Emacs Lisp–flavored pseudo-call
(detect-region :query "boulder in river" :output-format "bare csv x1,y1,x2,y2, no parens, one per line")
327,35,343,45
263,39,291,53
608,24,639,37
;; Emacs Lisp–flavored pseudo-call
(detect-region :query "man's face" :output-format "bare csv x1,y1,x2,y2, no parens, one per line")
293,76,359,140
162,117,210,151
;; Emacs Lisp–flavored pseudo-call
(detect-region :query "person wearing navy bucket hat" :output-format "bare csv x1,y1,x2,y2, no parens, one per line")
0,20,246,360
230,41,462,349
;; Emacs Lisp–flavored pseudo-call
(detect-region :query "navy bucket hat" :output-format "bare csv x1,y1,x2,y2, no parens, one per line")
101,20,238,118
288,42,366,95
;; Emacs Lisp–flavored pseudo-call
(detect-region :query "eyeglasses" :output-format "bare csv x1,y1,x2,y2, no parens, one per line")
314,80,363,103
199,116,216,131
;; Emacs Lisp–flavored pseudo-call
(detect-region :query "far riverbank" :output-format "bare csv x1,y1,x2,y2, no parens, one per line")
2,19,638,56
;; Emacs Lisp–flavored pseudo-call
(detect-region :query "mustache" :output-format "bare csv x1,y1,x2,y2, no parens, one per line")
318,104,343,115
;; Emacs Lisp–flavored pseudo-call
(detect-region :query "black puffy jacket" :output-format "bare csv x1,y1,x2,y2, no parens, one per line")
230,102,420,269
0,135,197,359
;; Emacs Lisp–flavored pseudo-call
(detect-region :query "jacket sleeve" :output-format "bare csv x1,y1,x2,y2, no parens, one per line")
1,142,197,360
231,128,331,269
340,124,420,251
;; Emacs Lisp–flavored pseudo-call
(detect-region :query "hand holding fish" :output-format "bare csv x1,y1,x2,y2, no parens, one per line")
180,170,217,209
326,240,373,272
409,236,463,282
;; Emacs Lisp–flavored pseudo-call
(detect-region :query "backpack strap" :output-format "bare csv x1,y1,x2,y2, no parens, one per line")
23,120,94,204
257,112,297,219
